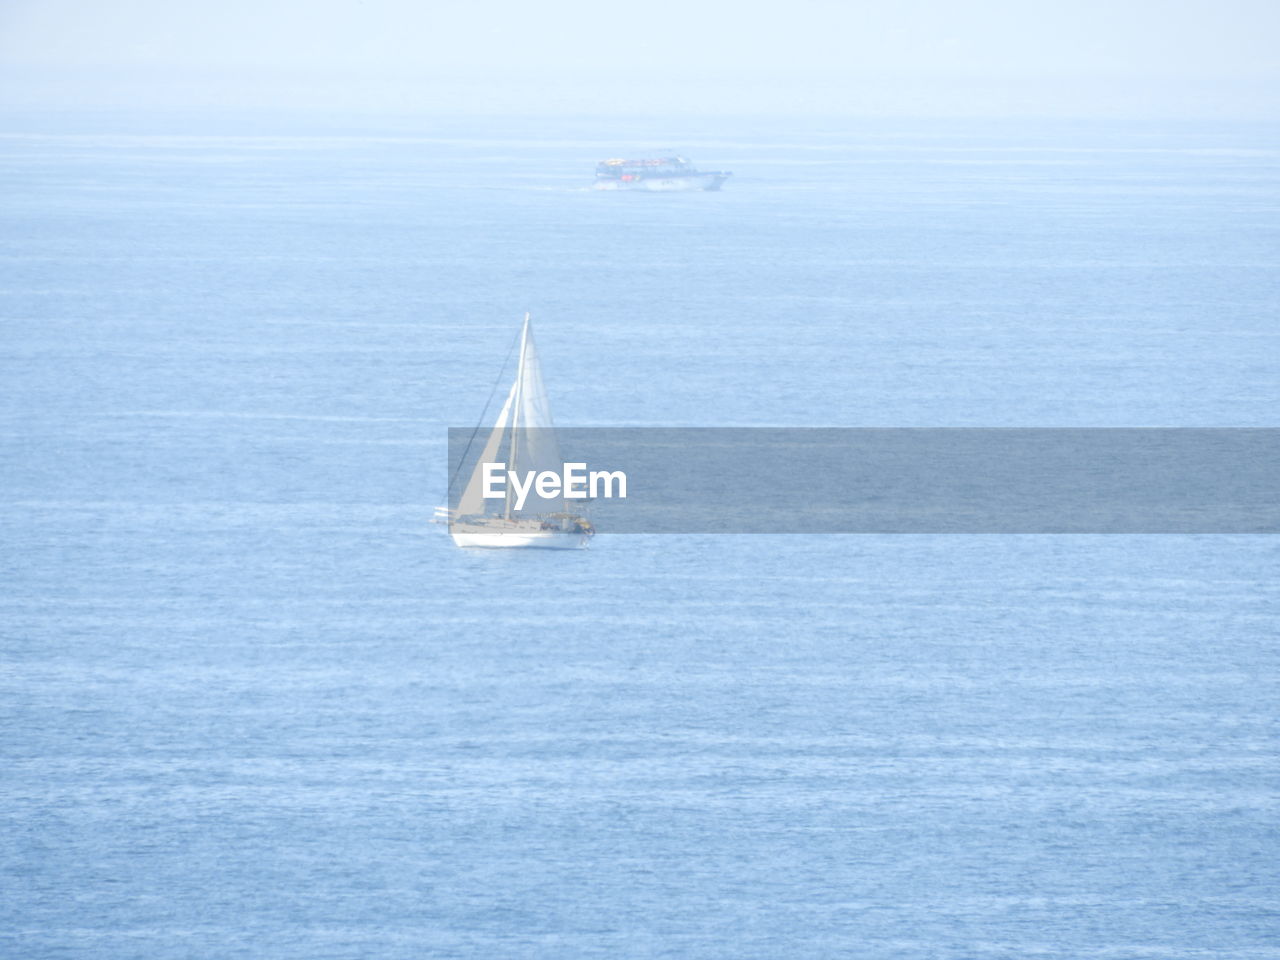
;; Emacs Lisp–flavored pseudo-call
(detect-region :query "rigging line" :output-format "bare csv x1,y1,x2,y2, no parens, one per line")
447,326,522,499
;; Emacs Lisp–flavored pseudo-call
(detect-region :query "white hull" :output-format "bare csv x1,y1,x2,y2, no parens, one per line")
595,173,729,192
450,529,588,549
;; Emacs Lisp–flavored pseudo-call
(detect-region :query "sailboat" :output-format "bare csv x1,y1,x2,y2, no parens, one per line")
444,314,593,549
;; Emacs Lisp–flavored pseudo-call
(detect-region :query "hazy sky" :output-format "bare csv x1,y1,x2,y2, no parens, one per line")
1,0,1277,116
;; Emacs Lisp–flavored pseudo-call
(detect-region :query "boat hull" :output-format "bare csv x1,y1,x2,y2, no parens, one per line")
595,173,729,192
450,529,589,550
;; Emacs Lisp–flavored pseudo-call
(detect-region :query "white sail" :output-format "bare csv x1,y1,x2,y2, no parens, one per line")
455,314,566,518
455,380,516,516
507,317,565,516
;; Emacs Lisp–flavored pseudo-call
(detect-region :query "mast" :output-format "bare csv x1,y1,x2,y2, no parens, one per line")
505,312,531,519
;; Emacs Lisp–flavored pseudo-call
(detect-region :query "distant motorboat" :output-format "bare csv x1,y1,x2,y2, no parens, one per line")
594,156,731,191
442,314,593,550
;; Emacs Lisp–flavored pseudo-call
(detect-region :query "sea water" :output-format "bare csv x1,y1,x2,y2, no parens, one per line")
2,113,1278,958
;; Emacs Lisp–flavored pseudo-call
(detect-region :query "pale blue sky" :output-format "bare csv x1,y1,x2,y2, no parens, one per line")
1,0,1276,116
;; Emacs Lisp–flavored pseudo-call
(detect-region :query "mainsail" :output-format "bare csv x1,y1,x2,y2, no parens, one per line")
455,315,565,518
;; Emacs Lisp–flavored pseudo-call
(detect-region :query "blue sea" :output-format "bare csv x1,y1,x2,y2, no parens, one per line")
2,113,1278,958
